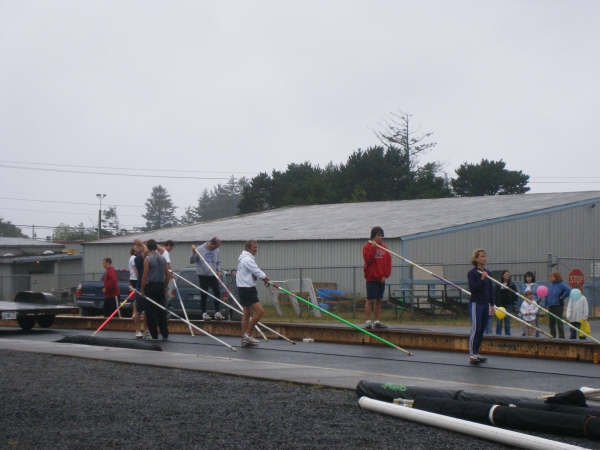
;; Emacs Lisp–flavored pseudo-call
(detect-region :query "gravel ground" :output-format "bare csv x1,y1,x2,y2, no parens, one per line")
1,350,596,450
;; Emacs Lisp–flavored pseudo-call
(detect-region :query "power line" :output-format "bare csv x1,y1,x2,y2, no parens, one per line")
0,159,256,175
0,196,140,208
0,163,231,180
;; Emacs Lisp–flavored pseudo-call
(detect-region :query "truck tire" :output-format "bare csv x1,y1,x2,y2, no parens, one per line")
37,315,55,328
17,316,35,331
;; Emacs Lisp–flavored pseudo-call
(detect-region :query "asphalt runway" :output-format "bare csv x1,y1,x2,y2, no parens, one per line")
1,325,600,449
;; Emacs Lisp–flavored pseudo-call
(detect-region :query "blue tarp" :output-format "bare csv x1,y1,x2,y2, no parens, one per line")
317,289,345,300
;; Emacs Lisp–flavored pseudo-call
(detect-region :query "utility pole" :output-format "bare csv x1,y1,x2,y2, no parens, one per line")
96,193,106,240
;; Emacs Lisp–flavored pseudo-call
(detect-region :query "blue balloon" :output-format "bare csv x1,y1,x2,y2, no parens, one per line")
570,288,582,301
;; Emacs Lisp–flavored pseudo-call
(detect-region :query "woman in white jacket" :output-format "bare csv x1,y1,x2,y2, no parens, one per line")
565,288,589,340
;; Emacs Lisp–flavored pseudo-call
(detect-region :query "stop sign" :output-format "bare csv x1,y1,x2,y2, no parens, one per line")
568,269,584,288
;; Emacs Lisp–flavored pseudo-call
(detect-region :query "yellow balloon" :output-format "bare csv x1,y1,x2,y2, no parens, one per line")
495,306,506,320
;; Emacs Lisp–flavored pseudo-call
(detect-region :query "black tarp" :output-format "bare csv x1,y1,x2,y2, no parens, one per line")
356,380,600,440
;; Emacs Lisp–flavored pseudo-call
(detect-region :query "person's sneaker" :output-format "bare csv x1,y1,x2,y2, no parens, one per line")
475,355,487,363
202,312,211,321
469,356,481,365
214,312,225,320
244,335,259,346
365,320,372,329
135,331,143,339
143,330,150,339
374,321,388,329
241,336,251,347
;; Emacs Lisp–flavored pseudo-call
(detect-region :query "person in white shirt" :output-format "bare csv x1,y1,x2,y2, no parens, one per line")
519,289,539,337
236,240,269,347
565,288,589,340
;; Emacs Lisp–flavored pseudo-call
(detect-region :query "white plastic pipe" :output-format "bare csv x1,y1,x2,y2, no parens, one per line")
358,397,588,450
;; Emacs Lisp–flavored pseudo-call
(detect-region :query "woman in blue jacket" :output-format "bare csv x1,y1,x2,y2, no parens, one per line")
467,248,495,364
545,271,571,339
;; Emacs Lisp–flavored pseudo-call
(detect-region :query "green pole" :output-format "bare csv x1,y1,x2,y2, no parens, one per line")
269,282,413,355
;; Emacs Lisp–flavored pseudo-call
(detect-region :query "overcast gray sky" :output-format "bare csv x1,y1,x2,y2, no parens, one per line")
1,0,599,238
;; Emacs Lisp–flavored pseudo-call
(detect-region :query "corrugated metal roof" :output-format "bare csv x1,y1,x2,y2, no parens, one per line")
94,191,600,244
0,237,62,247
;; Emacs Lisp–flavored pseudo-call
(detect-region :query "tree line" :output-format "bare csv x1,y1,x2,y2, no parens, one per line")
9,113,529,240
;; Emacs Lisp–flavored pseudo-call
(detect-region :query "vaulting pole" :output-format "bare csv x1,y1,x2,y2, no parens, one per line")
92,290,135,336
372,242,551,338
133,288,236,351
171,277,194,336
193,248,268,341
268,281,413,355
170,271,295,344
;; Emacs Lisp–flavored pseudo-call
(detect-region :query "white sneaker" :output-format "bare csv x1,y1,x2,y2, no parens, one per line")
202,312,211,321
246,335,260,345
365,320,372,329
241,336,251,347
214,312,225,320
374,321,388,329
135,331,143,339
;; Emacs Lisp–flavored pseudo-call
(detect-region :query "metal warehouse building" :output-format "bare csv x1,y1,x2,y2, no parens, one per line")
83,191,600,313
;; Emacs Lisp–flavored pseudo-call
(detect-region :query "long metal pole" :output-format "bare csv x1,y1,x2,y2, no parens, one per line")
372,242,551,338
170,271,295,344
92,290,135,335
133,288,236,351
268,281,413,355
172,278,194,336
193,247,267,341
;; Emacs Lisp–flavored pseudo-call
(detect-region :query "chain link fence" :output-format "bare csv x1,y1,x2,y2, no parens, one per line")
2,254,598,318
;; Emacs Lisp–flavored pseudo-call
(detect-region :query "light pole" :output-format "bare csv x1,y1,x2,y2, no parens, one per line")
96,193,106,240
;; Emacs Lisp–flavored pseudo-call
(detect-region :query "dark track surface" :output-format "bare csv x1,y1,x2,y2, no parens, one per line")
1,326,599,449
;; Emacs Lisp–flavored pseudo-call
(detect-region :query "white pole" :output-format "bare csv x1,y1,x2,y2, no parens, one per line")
193,248,268,341
358,397,587,450
133,289,236,351
170,271,295,344
171,278,194,336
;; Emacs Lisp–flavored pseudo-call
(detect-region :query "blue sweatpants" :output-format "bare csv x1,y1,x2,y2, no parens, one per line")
469,302,488,356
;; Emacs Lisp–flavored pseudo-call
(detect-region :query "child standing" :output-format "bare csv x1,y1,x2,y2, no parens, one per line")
519,289,538,337
565,289,589,340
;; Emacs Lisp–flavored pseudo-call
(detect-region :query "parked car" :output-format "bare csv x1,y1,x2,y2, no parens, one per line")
76,269,133,317
168,267,241,321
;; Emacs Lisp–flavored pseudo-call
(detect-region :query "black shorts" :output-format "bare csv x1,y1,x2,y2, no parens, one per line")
238,287,259,307
366,281,385,301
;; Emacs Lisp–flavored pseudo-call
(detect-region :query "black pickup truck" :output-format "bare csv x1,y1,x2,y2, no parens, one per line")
76,269,133,316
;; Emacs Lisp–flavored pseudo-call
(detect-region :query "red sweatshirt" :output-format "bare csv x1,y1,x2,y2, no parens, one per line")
362,242,392,282
103,266,120,298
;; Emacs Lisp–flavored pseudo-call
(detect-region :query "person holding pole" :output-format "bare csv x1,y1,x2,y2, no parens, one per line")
132,239,148,338
467,248,495,365
236,240,269,348
494,270,517,336
101,257,120,317
363,226,392,330
140,239,170,341
190,237,224,320
545,271,570,339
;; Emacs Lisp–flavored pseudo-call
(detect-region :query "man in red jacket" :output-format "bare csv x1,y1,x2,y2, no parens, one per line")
362,226,392,329
102,257,120,317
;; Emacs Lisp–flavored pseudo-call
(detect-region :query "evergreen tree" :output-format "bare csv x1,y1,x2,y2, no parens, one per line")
451,159,530,196
238,172,274,214
143,185,178,230
52,223,97,241
375,111,437,168
0,219,26,237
